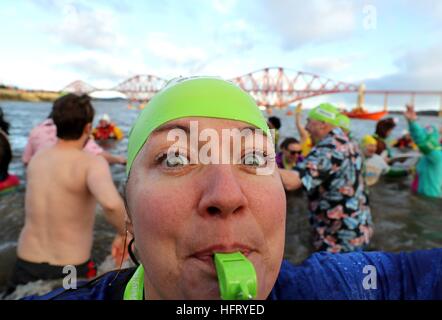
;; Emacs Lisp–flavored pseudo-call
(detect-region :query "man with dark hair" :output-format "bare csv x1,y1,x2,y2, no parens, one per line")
52,94,95,139
22,117,127,165
9,94,127,293
267,116,281,130
374,117,396,159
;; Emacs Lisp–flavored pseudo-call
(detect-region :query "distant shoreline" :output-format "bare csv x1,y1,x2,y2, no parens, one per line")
388,110,441,116
1,88,441,116
0,88,61,102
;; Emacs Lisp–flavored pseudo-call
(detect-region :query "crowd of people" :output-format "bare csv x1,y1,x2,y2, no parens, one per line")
0,77,441,300
274,103,442,197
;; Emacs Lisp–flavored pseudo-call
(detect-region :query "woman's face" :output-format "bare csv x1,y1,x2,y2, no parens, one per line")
126,117,286,300
282,142,302,162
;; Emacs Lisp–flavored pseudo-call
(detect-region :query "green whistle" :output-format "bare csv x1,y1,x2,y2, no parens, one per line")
214,252,257,300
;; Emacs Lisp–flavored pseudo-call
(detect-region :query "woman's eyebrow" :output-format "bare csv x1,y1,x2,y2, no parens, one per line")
240,126,263,136
150,123,191,136
151,124,262,137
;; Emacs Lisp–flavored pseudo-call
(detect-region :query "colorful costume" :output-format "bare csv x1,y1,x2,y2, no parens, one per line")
296,127,373,253
92,123,124,141
408,121,442,198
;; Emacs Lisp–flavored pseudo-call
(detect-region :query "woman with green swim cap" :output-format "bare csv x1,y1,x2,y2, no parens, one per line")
124,77,285,299
24,78,442,301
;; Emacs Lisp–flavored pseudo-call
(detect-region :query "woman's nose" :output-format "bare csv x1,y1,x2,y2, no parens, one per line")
197,165,248,218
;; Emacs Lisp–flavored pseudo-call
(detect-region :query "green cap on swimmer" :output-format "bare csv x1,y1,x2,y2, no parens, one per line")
214,252,257,300
337,114,351,131
308,103,341,127
126,77,270,175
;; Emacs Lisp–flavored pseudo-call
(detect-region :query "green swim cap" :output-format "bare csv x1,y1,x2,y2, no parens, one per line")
418,125,441,155
337,114,351,131
308,103,340,126
127,77,270,174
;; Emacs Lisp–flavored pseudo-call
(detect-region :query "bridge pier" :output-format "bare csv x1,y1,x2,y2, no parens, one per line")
410,93,415,106
440,95,442,117
383,93,388,111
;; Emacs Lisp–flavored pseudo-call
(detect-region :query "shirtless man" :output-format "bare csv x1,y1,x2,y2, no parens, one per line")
22,114,126,166
9,94,126,291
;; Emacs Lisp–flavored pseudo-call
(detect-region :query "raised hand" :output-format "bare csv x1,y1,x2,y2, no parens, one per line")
404,104,417,121
295,102,303,115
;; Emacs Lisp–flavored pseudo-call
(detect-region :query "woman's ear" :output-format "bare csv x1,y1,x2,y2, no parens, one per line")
126,217,134,238
123,180,134,237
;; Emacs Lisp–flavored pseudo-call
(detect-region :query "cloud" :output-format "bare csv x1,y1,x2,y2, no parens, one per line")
216,19,257,52
256,0,358,49
57,51,150,88
212,0,237,14
0,57,79,91
33,0,131,13
33,1,126,51
365,45,442,91
303,57,352,74
146,33,208,68
403,0,442,21
56,4,125,50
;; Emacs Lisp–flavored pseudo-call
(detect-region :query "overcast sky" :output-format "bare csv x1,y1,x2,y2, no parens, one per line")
1,0,442,109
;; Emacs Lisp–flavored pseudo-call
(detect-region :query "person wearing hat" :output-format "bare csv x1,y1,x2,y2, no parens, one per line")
337,113,351,134
360,135,390,187
23,79,441,300
92,114,124,141
336,113,361,152
404,104,442,198
22,112,127,166
280,103,373,253
393,130,416,150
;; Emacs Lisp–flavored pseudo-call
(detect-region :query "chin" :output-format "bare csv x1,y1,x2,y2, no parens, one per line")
179,279,222,300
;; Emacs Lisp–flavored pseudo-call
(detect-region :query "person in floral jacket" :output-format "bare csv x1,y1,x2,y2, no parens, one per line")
280,103,373,253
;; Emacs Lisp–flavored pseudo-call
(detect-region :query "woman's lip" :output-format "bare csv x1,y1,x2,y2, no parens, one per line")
191,244,254,259
189,247,255,277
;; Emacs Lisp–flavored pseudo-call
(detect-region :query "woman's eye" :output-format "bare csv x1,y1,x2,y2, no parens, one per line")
242,152,267,167
163,152,189,168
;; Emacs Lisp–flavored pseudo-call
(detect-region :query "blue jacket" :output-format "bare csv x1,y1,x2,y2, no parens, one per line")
26,249,442,300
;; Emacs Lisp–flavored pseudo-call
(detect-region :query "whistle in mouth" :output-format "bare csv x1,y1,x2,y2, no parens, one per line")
214,252,257,300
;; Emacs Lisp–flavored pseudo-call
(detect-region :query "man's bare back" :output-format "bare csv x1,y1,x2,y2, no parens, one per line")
17,142,126,266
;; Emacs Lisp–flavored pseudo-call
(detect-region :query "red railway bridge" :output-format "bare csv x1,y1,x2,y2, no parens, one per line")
62,67,442,115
